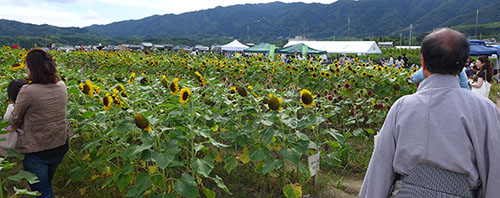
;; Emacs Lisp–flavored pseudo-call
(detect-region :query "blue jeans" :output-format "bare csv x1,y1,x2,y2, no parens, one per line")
22,153,64,198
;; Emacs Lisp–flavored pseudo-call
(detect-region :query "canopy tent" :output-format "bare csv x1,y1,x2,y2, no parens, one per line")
469,40,486,45
221,40,249,51
277,43,327,55
243,43,279,54
469,44,499,56
284,41,382,54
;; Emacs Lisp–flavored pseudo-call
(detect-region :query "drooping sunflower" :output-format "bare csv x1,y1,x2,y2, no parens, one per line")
300,89,314,107
103,93,113,110
134,114,152,132
170,78,180,96
392,83,401,91
79,80,94,98
129,72,136,85
179,88,191,104
194,71,207,86
268,93,283,111
236,86,247,97
161,75,169,88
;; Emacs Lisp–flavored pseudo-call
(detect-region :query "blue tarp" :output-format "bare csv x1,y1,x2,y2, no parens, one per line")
470,44,498,56
469,40,486,45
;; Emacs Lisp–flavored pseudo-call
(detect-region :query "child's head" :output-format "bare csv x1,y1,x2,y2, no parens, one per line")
7,79,29,103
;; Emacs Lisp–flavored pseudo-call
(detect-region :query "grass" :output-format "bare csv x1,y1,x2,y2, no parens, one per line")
489,81,500,104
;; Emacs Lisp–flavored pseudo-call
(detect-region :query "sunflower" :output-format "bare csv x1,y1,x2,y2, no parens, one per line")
179,88,191,104
300,89,314,107
236,86,247,97
288,70,293,75
141,75,150,85
9,63,24,71
161,75,169,88
324,71,331,78
194,71,207,85
170,78,179,96
230,87,236,94
117,83,125,91
103,93,113,110
344,83,351,89
121,90,129,98
320,71,327,77
392,83,401,91
311,72,318,79
79,80,94,98
268,93,283,111
362,72,367,77
129,72,136,85
92,85,100,94
134,114,152,132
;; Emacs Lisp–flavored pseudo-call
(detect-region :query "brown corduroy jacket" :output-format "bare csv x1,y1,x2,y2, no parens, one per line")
9,81,73,154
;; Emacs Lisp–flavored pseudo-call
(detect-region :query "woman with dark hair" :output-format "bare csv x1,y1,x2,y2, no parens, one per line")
470,56,493,96
470,56,493,98
9,48,73,198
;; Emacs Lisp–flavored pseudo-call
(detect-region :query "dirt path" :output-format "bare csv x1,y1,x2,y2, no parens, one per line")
497,97,500,111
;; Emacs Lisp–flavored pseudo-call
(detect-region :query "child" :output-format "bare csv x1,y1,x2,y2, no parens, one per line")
0,79,29,156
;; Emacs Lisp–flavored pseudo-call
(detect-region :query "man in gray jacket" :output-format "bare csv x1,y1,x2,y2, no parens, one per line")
360,28,500,197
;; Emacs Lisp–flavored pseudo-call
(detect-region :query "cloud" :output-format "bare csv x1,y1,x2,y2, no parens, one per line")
0,0,338,27
0,0,112,27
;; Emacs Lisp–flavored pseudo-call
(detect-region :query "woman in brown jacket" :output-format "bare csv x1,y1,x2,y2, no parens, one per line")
10,48,73,198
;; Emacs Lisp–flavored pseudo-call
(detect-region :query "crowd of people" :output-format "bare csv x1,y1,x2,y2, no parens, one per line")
3,32,500,197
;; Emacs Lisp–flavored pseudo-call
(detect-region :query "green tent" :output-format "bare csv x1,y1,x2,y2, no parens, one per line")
243,44,279,54
276,43,327,55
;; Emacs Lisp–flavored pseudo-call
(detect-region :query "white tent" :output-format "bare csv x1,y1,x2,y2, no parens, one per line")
285,41,382,54
221,40,249,51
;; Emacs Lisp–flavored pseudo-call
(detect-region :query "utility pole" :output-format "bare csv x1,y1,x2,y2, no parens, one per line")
399,33,402,46
409,24,413,47
347,17,351,40
475,9,479,38
303,26,306,40
247,25,250,41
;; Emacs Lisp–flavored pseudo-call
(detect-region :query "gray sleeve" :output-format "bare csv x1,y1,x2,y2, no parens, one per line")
477,107,500,197
359,100,400,197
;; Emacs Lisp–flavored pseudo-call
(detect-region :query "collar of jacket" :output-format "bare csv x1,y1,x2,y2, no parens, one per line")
417,74,460,92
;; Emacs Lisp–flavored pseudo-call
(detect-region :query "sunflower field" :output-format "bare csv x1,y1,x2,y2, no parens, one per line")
0,46,417,197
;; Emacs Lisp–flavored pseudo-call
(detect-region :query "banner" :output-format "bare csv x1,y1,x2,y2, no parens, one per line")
301,45,308,56
269,45,276,60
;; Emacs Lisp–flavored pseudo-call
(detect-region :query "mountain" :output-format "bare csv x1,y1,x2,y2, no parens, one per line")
1,0,500,46
86,0,500,42
0,19,92,37
0,19,120,47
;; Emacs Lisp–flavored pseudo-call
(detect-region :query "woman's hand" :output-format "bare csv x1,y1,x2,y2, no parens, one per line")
471,77,484,88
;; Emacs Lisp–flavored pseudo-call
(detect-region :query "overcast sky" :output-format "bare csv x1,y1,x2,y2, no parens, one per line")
0,0,337,27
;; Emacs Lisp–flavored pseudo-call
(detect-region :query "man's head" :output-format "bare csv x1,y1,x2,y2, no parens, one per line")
420,28,469,75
